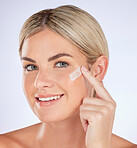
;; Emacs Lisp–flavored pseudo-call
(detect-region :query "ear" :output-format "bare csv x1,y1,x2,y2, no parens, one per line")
88,55,109,81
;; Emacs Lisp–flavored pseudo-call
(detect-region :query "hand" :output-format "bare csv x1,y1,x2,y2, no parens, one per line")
79,66,116,148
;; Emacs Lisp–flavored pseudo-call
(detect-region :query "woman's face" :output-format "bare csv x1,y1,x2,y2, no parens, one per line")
21,28,89,123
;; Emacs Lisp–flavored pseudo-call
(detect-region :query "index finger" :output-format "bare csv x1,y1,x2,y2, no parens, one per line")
81,66,114,103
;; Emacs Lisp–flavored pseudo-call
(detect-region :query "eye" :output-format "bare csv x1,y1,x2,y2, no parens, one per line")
23,64,38,72
55,61,69,68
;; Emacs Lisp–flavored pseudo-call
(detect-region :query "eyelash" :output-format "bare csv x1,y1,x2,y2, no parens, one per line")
23,61,70,72
23,64,38,72
54,61,69,68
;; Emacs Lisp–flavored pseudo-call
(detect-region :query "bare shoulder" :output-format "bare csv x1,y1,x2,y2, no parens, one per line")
112,133,137,148
0,122,42,148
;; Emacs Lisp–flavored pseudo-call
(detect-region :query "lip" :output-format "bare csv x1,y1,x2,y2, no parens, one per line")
35,94,64,98
35,94,64,107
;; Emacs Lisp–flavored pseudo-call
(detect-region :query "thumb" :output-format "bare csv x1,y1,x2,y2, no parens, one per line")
80,112,89,132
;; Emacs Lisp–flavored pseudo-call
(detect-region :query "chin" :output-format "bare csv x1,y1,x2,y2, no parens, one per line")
33,109,65,123
33,107,79,124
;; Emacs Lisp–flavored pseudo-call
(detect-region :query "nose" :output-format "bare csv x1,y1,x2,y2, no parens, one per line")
34,70,54,89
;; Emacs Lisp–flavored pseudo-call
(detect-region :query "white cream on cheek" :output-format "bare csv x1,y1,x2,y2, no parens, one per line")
69,66,82,81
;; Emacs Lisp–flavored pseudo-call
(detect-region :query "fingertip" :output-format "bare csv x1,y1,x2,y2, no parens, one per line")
81,65,94,77
81,65,88,72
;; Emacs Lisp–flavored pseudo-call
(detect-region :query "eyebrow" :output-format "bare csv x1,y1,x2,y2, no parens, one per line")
21,53,73,63
21,57,36,63
48,53,73,62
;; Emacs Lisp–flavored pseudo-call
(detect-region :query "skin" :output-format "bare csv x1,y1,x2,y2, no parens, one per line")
0,28,136,148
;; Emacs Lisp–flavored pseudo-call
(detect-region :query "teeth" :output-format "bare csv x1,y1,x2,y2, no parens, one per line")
38,95,62,101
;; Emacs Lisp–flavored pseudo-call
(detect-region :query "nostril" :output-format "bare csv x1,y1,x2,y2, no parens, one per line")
34,71,54,89
34,80,54,89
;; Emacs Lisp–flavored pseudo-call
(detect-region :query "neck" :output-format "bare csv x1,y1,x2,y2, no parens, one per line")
38,113,86,148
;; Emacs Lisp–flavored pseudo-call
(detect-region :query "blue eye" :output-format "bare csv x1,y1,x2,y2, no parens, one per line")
55,61,69,68
23,64,38,72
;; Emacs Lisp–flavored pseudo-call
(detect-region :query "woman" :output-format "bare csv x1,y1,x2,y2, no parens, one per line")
0,5,136,148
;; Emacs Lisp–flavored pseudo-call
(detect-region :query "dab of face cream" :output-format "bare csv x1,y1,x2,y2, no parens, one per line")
69,67,81,81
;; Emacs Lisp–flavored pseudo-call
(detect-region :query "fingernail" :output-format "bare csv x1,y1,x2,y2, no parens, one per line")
82,66,88,72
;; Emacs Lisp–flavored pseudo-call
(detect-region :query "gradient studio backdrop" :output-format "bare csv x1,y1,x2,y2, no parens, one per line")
0,0,137,144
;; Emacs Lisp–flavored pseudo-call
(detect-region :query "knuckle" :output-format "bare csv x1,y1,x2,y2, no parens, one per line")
83,97,92,104
79,110,84,116
83,98,88,104
96,112,103,120
108,103,114,111
108,102,116,111
113,101,117,108
102,107,109,115
80,110,87,118
80,104,84,110
89,116,94,122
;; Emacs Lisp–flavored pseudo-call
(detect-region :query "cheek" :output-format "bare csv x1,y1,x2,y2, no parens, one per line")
22,73,35,99
48,67,70,81
69,76,87,99
51,68,87,99
61,75,88,117
59,71,87,102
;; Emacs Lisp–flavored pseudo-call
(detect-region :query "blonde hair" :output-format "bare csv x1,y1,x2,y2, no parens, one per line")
19,5,109,64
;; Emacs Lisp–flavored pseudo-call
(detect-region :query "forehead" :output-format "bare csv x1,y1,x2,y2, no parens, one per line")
22,28,86,61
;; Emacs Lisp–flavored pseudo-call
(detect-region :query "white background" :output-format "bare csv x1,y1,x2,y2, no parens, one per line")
0,0,137,144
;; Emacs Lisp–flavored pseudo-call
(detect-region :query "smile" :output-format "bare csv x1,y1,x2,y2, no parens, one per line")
37,94,64,101
35,94,64,107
